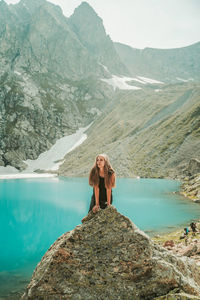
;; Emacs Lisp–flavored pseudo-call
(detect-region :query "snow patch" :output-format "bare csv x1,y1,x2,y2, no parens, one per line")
0,166,56,179
101,74,164,91
176,77,194,82
99,63,110,73
101,75,141,91
14,71,22,76
24,124,91,172
0,173,56,180
137,76,164,84
0,124,91,179
130,77,148,84
0,165,20,175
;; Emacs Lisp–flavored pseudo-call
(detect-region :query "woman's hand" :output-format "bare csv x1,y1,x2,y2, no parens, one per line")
93,205,100,213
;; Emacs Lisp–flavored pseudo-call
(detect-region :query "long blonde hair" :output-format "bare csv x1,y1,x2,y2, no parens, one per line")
89,154,115,189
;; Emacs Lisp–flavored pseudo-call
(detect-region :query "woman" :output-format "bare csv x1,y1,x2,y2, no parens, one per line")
88,154,116,213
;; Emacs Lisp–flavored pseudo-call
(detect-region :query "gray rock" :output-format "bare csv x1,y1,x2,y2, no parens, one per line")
188,158,200,176
4,151,27,170
21,207,200,300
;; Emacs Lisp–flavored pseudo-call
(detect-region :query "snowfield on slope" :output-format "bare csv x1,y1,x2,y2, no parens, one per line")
0,125,91,179
101,74,163,90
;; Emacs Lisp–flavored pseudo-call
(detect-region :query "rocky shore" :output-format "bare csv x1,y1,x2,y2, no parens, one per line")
21,206,200,300
153,222,200,267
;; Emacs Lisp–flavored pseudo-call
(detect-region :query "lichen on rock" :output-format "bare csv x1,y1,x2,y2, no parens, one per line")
21,206,200,300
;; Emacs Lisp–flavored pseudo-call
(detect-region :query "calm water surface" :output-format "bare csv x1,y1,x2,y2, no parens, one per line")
0,177,200,297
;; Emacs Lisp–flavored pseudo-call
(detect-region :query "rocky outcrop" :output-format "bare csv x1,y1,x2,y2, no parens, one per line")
188,159,200,176
165,237,200,266
180,159,200,202
21,206,200,300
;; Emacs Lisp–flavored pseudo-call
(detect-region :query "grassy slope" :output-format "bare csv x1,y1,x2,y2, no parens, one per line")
58,82,200,178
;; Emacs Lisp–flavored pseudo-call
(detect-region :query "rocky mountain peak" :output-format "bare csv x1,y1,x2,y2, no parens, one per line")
69,1,106,47
69,1,129,76
71,1,102,22
21,206,200,299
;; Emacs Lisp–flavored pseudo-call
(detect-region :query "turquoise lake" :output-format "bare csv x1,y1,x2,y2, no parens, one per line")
0,177,200,297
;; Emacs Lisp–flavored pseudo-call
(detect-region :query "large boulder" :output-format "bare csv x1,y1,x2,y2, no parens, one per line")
21,206,200,300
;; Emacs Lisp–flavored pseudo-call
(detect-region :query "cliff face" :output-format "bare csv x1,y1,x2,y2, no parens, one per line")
21,207,200,300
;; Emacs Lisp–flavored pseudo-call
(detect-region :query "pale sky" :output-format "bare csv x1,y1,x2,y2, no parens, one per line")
4,0,200,49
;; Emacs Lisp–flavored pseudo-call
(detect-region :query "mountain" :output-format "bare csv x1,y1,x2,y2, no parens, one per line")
0,0,126,170
0,0,128,79
114,42,200,83
58,81,200,178
0,0,199,175
1,0,99,78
